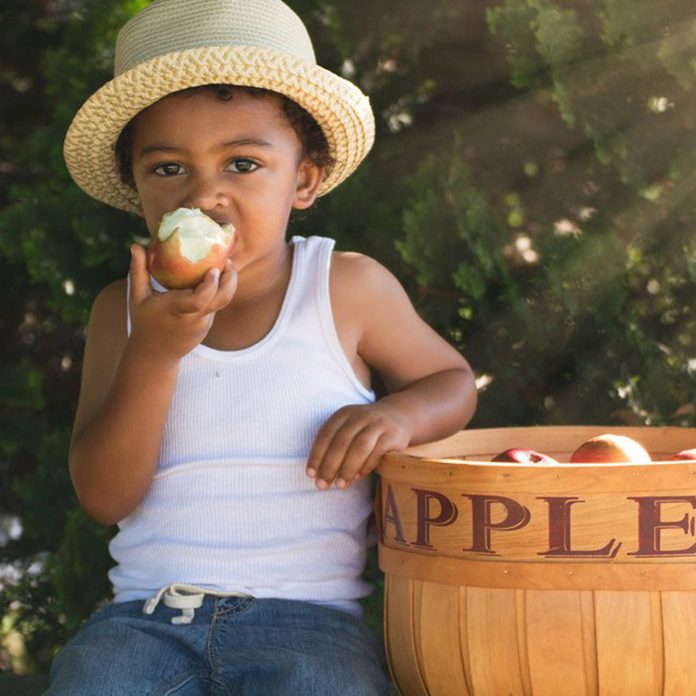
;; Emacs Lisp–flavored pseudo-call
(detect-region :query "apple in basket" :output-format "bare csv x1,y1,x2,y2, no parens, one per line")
669,449,696,461
492,448,558,465
569,433,652,463
147,207,235,289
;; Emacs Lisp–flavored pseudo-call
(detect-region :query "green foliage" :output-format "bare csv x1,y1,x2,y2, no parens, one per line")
50,509,113,635
0,0,138,671
490,0,696,190
404,0,696,428
5,0,696,673
487,0,542,90
397,139,514,333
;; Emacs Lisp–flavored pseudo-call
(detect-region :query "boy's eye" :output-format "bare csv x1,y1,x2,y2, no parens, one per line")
153,163,184,176
227,158,258,173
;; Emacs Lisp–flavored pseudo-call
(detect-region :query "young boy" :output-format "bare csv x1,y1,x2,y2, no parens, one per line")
50,0,477,693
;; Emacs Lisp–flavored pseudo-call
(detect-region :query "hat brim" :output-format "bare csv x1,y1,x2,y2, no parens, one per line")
64,46,375,214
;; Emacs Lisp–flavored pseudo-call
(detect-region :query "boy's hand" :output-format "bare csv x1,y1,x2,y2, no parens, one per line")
306,403,411,490
128,243,237,362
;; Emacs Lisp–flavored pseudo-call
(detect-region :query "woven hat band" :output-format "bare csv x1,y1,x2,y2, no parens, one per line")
115,0,316,76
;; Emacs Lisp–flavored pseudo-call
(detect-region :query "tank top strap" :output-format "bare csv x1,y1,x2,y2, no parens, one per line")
125,274,132,337
287,234,335,315
289,235,374,400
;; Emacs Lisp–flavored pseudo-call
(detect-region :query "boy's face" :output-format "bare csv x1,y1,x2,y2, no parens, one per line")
129,89,323,272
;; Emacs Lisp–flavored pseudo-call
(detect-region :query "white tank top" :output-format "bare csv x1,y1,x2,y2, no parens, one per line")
109,236,376,615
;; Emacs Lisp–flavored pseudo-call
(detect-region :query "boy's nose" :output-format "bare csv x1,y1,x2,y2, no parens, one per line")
183,175,228,211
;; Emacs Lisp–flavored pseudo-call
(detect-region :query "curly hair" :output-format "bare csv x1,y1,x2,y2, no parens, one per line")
114,85,334,189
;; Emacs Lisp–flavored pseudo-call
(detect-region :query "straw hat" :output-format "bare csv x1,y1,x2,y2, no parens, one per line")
64,0,375,214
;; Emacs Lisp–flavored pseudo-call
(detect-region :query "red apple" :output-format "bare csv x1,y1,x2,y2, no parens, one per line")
147,207,235,289
569,433,651,463
668,449,696,461
492,448,558,464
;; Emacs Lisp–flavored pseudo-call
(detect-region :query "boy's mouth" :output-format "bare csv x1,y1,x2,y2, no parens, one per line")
209,215,235,228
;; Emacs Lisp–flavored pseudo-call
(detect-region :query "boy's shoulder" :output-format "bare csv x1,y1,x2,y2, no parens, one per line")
330,248,412,305
330,249,400,294
329,249,413,324
88,278,128,329
92,277,127,310
81,278,129,376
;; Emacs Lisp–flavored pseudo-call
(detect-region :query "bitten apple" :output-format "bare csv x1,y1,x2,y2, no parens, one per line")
669,449,696,461
492,448,558,464
147,208,235,289
569,433,651,463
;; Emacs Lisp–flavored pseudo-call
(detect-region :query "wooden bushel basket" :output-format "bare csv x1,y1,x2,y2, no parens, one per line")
376,426,696,696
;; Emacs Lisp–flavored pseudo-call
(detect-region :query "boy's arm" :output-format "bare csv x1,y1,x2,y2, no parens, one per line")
69,245,235,525
307,253,477,490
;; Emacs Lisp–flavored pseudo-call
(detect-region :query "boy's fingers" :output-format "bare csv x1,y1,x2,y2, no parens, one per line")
349,433,401,488
306,410,351,479
310,418,370,489
169,267,221,315
208,260,238,312
193,267,221,304
334,429,383,488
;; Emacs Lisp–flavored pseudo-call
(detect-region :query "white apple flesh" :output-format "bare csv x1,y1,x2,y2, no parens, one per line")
147,208,235,289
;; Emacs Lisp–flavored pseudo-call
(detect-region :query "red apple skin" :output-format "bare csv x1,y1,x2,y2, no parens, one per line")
147,236,231,290
668,449,696,461
569,434,651,463
492,448,558,465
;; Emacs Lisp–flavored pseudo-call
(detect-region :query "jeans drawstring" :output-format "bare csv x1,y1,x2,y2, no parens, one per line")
143,583,248,624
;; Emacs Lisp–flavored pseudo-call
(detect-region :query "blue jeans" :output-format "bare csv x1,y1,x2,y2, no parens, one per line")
47,596,392,695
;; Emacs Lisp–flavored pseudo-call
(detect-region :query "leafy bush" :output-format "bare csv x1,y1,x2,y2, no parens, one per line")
3,0,696,671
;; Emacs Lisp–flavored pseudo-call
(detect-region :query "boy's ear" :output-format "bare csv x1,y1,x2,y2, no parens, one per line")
293,161,324,210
